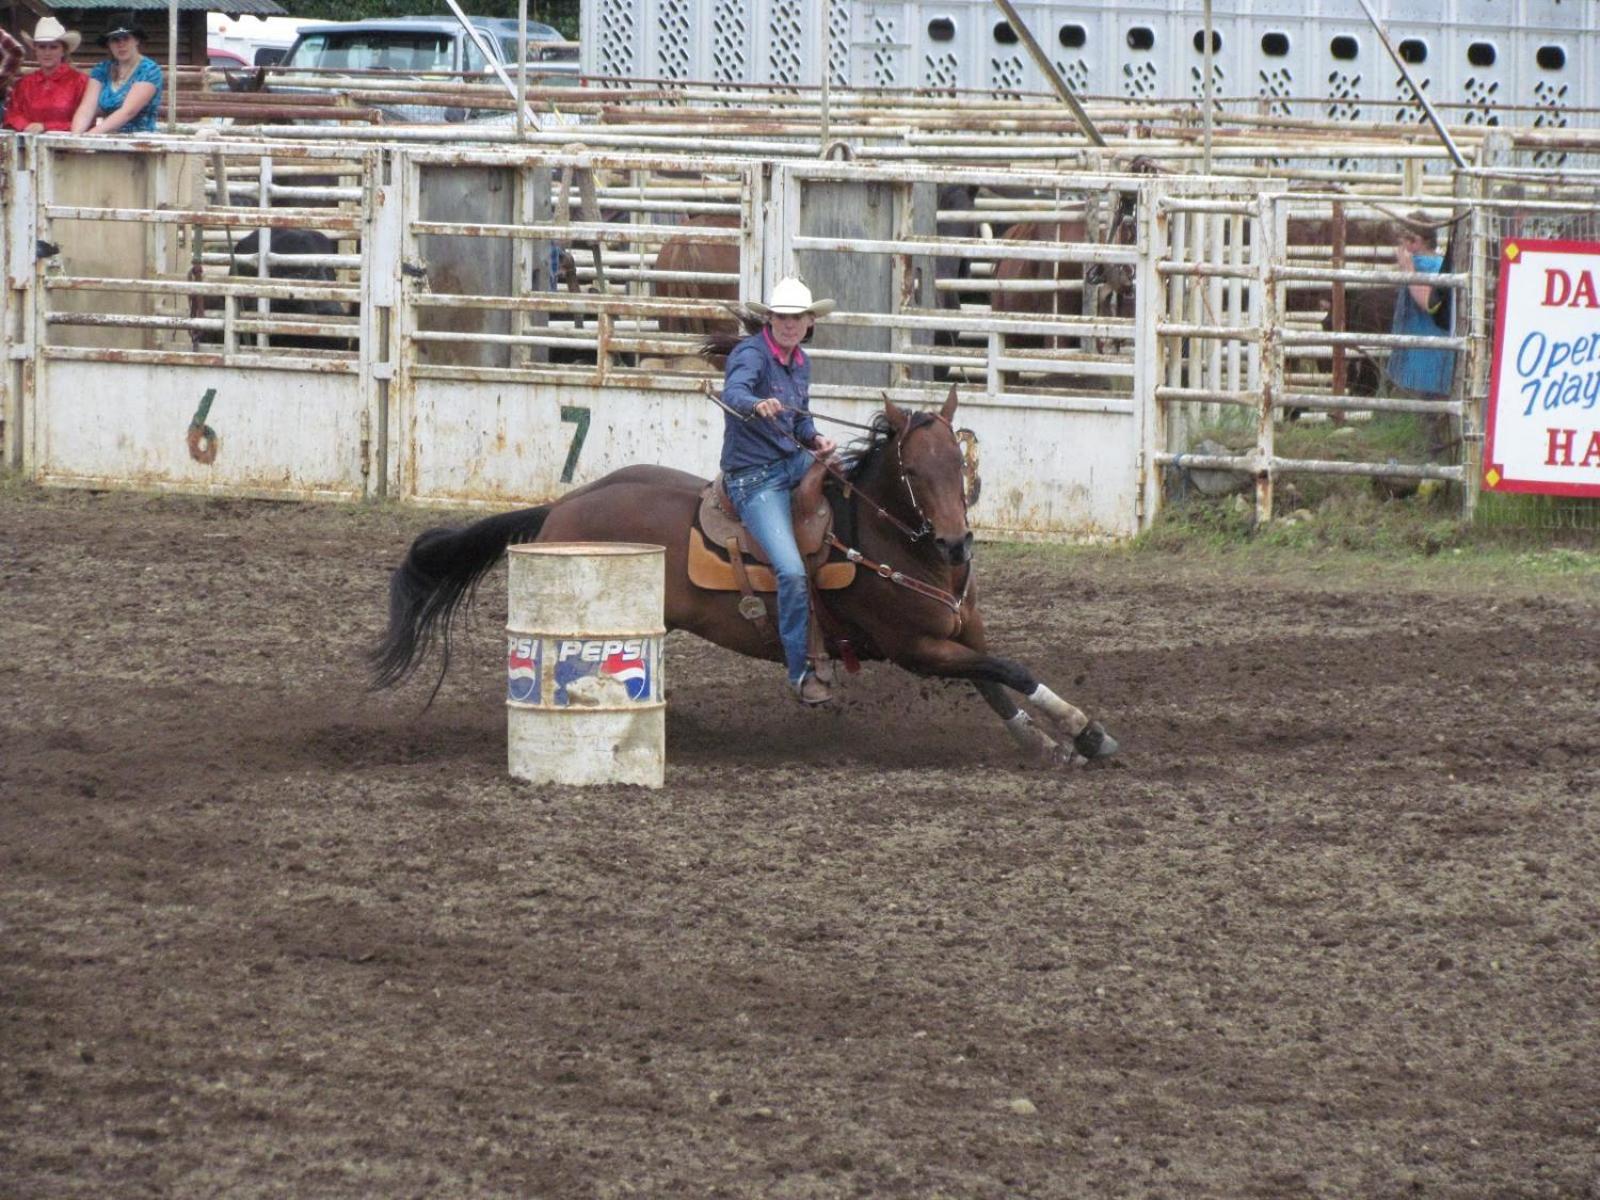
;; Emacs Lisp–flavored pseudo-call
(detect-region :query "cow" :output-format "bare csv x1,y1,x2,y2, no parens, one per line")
198,229,355,353
646,212,741,370
987,197,1139,392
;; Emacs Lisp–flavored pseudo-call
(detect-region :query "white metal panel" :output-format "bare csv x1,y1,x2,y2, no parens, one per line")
713,0,755,84
5,143,34,290
406,376,1139,537
407,380,724,506
856,2,912,90
582,0,1600,120
32,361,367,497
1517,0,1586,31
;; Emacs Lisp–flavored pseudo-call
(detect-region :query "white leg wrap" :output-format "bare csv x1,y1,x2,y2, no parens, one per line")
1027,684,1088,736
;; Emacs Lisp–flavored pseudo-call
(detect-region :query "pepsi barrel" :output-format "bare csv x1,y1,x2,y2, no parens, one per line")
505,543,666,788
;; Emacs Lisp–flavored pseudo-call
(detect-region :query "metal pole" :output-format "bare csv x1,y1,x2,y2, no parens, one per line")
516,0,528,139
1201,0,1214,174
819,0,832,152
991,0,1106,148
1354,0,1467,169
440,0,542,131
166,0,177,132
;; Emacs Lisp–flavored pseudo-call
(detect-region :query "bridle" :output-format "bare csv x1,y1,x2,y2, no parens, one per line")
813,410,975,620
885,411,964,543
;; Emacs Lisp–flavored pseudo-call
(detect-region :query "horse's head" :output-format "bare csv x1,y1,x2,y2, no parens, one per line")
884,386,974,567
1082,188,1139,312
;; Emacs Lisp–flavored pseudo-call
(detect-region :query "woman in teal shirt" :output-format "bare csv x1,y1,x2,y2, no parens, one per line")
71,13,162,135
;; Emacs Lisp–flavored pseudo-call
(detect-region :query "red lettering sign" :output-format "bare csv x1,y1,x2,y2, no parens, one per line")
1541,267,1600,308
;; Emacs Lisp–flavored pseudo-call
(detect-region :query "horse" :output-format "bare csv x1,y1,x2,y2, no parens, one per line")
646,185,983,374
370,386,1119,769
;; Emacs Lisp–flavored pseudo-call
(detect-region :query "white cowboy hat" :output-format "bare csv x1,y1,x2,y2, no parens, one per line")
23,17,82,53
748,276,836,319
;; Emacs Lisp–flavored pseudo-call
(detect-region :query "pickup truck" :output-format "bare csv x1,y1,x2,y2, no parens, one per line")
274,16,577,124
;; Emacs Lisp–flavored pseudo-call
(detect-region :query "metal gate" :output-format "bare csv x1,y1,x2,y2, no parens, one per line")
4,133,1548,537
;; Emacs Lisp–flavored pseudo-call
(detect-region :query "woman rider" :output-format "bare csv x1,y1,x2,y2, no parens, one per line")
720,278,839,706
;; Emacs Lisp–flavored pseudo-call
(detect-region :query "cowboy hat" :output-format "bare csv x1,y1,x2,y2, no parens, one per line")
23,17,82,53
747,276,836,318
98,13,147,44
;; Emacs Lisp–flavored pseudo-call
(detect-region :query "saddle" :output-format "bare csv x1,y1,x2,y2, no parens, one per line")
687,458,855,593
687,460,857,659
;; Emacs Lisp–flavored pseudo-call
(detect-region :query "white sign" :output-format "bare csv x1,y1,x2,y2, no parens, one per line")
1483,239,1600,498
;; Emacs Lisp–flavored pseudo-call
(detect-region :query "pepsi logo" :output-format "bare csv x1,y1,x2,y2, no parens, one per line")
506,635,540,703
601,647,649,701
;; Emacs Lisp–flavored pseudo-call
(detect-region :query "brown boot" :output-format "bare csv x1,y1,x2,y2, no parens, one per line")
792,669,833,706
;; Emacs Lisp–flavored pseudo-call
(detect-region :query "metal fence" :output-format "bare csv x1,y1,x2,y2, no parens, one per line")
1,131,1589,536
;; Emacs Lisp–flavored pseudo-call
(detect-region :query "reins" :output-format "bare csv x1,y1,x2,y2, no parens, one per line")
704,385,970,616
706,386,944,542
826,533,970,616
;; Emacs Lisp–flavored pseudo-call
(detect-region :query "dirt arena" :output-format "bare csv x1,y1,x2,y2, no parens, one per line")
3,486,1596,1198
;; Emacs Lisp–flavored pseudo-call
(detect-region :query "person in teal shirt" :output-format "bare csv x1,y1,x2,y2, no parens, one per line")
1387,217,1455,399
72,13,162,135
1386,215,1456,454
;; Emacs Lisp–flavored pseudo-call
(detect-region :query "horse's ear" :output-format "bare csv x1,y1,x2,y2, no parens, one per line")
940,384,959,424
883,396,909,433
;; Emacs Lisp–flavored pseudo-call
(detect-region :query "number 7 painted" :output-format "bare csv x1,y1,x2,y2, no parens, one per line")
559,404,590,483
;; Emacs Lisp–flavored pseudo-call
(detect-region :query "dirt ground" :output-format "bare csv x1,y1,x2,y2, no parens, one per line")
3,487,1597,1199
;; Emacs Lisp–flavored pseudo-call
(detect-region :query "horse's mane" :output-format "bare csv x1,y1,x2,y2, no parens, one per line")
699,305,766,362
837,409,939,485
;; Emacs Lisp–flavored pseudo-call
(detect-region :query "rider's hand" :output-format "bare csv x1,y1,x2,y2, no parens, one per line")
753,398,783,419
812,435,837,457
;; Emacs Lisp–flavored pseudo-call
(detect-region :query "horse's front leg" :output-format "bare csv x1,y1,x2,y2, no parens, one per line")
896,633,1118,765
973,679,1068,766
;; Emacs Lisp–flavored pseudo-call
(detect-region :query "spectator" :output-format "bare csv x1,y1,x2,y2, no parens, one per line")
1387,214,1455,400
72,12,162,135
3,18,88,134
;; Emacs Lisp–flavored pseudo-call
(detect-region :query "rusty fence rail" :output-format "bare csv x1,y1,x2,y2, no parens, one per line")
0,132,1571,534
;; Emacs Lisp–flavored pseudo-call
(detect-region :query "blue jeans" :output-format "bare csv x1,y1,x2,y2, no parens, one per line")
725,452,813,683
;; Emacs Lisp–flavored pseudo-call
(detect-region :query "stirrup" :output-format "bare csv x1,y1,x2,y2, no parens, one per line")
791,669,834,707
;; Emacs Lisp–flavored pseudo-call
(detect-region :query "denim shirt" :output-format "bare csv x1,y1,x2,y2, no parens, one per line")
720,329,820,473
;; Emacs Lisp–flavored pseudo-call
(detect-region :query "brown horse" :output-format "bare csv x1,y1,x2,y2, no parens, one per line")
371,388,1118,768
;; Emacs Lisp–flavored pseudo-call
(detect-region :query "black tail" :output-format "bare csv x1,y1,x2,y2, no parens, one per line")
369,505,552,702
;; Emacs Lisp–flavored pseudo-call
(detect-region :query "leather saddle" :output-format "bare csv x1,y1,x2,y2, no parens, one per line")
687,459,855,594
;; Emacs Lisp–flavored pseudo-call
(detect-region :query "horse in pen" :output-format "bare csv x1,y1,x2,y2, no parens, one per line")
371,387,1118,769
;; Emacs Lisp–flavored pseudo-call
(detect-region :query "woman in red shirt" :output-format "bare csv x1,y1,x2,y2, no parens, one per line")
4,17,87,133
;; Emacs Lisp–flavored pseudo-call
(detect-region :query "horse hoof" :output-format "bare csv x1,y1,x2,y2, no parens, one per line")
1073,721,1118,760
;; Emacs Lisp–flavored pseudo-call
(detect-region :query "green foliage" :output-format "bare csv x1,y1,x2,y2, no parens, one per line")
280,0,580,38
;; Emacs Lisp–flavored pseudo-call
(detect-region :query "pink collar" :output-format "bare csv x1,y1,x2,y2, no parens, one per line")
763,326,804,367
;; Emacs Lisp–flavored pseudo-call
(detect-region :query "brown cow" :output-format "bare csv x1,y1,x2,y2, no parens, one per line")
986,208,1441,398
988,214,1137,390
647,212,741,370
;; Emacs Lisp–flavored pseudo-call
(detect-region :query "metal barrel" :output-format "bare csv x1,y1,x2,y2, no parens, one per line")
505,542,666,788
